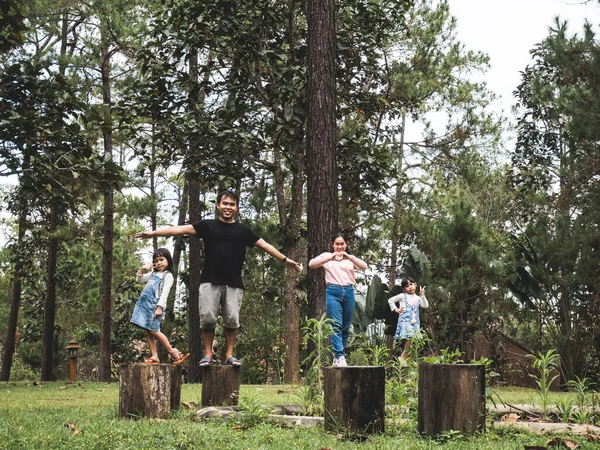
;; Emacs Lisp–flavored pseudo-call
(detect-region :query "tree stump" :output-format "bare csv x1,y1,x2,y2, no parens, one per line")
119,363,182,419
323,366,385,435
418,363,486,435
201,365,241,406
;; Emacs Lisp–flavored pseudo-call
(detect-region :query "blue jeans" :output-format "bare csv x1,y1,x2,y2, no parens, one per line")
326,284,355,358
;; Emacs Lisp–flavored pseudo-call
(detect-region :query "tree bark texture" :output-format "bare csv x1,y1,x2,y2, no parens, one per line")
388,113,405,290
150,139,158,252
99,36,115,383
187,176,203,382
418,363,486,435
201,365,241,406
170,178,189,310
283,242,302,384
185,46,204,383
0,170,29,382
41,204,59,381
306,0,338,321
323,366,386,435
388,223,399,290
41,6,70,383
119,363,182,419
273,140,305,384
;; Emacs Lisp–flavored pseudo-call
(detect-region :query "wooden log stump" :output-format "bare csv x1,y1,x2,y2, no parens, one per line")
201,365,241,406
418,363,486,435
119,363,182,419
323,366,385,435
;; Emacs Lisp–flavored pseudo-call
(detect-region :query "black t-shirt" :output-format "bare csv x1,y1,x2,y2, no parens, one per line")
192,219,260,289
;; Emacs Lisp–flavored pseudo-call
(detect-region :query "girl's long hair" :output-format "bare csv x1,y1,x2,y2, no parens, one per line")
153,248,173,272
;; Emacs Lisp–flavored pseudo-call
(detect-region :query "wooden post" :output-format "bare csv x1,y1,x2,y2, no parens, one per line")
119,363,182,419
201,365,241,406
418,363,486,435
323,366,385,435
65,339,81,383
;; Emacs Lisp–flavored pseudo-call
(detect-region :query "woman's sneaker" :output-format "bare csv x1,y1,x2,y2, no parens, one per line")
333,356,348,367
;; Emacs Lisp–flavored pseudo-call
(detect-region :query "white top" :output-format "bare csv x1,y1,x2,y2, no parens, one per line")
388,292,429,311
136,271,174,309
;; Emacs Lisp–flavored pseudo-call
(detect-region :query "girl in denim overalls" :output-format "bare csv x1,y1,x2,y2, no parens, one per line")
130,248,189,365
388,277,428,361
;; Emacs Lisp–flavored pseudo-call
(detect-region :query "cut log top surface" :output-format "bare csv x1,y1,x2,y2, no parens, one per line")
420,363,483,367
201,364,240,369
323,366,385,369
121,363,176,366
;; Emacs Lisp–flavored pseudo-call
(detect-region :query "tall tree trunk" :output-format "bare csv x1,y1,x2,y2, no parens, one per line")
171,179,189,277
187,176,202,382
388,113,406,290
150,121,158,251
0,153,30,381
157,174,187,362
41,204,59,381
389,224,399,290
0,212,26,382
40,7,70,382
99,34,115,382
186,47,203,382
273,140,304,384
168,178,189,321
306,0,338,321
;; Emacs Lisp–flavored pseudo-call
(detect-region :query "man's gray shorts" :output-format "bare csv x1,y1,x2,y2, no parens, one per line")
198,283,243,329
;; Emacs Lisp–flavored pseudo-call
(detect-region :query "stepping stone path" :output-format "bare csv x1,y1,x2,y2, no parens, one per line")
192,404,600,435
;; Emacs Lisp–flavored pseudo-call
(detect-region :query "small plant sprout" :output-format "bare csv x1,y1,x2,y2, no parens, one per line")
528,348,560,419
366,343,390,366
298,313,334,415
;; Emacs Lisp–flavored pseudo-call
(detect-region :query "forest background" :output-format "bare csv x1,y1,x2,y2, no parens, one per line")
1,0,600,388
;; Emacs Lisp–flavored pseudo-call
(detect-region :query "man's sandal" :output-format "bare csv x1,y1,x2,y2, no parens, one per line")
224,356,241,366
199,357,213,367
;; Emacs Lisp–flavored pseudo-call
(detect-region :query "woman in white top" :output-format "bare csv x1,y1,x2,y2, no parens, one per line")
309,233,368,367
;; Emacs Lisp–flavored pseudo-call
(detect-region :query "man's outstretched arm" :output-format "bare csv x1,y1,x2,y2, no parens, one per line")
134,224,196,239
254,239,302,273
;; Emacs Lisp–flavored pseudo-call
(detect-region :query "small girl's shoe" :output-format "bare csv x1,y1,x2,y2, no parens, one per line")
172,353,190,366
143,357,160,364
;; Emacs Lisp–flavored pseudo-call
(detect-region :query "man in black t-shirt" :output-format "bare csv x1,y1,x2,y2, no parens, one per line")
135,190,301,366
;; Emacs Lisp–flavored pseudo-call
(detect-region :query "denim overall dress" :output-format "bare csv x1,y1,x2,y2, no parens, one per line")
130,272,165,332
394,293,420,340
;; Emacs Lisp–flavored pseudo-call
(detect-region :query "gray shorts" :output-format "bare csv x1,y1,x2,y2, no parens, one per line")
198,283,244,330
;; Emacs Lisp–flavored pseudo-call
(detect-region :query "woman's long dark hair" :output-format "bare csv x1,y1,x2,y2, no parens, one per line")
331,232,353,254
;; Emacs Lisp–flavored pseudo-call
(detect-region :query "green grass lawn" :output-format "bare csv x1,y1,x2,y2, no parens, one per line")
0,381,596,449
488,385,578,406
